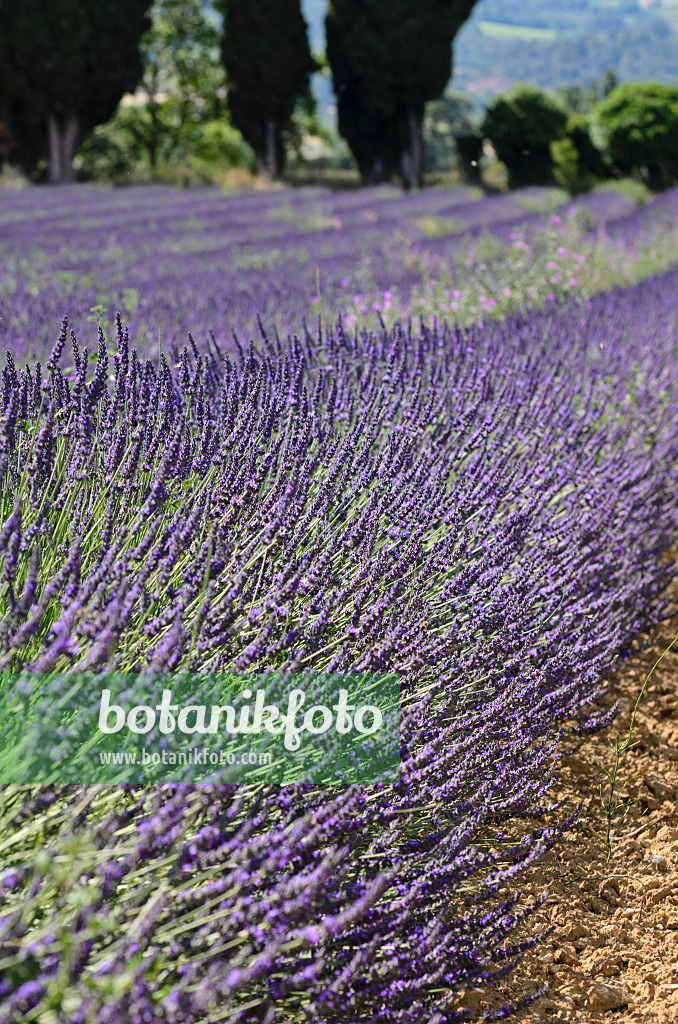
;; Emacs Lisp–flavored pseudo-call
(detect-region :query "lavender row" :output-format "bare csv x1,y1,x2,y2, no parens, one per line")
1,262,678,1020
4,182,677,362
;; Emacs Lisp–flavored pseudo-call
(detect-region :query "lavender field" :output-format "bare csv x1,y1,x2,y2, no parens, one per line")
1,181,678,1023
3,181,678,361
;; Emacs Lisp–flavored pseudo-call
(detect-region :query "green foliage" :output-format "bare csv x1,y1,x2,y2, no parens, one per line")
77,112,255,184
516,187,569,213
142,0,224,113
326,0,477,187
551,114,607,194
482,83,568,188
190,120,256,170
76,118,138,183
591,81,678,190
131,0,227,166
76,0,255,183
551,137,581,194
568,116,606,178
117,0,227,171
592,177,652,207
0,0,153,179
218,0,317,179
415,214,460,237
422,91,476,173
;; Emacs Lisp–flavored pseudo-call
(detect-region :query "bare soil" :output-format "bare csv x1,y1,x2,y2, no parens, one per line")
456,601,678,1022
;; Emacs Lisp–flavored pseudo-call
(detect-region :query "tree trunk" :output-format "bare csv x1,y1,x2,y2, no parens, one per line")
62,117,78,182
261,117,278,181
48,114,79,184
148,101,159,169
48,115,61,184
371,156,387,184
400,105,422,191
146,69,160,170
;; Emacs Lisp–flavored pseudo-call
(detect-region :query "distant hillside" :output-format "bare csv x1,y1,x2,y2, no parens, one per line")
453,0,678,102
300,0,678,109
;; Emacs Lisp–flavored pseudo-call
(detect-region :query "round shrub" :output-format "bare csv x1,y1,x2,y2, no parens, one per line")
75,119,137,182
551,136,581,194
569,116,607,179
592,82,678,190
190,119,256,170
481,83,568,189
552,114,607,194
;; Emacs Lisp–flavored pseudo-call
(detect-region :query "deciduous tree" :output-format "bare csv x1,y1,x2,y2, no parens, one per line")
123,0,225,170
592,82,678,191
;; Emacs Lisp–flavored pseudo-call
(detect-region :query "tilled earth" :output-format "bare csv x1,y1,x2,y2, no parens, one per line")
456,603,678,1022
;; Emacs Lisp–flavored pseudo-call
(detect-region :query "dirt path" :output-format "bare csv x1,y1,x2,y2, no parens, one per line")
460,603,678,1022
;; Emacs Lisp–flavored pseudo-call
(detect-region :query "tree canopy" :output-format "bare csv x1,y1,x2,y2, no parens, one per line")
218,0,317,180
120,0,226,170
592,82,678,191
482,83,569,188
0,0,153,182
326,0,477,188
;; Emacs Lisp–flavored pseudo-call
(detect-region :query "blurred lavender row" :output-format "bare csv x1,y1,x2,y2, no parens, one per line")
3,182,678,362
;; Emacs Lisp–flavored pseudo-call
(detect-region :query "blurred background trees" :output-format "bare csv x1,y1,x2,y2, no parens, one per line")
0,0,153,183
326,0,477,188
1,0,678,194
481,84,569,189
77,0,255,183
557,70,618,116
120,0,226,170
591,82,678,191
218,0,317,180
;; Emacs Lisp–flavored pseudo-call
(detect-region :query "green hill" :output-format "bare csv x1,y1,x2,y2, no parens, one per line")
301,0,678,107
452,0,678,102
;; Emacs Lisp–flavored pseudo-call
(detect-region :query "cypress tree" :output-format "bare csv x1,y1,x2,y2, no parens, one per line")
219,0,316,180
0,0,153,183
326,0,478,188
325,6,401,185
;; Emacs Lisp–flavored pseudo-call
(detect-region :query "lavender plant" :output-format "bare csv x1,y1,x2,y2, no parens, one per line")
0,253,677,1020
3,181,678,362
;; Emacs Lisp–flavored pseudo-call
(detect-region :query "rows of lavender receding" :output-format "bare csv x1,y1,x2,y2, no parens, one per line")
1,258,678,1021
3,181,678,363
